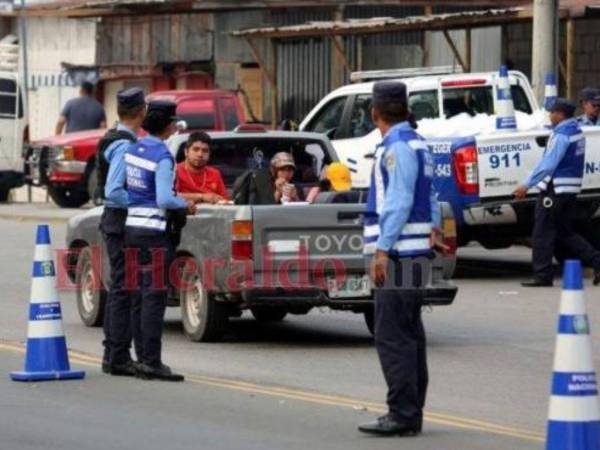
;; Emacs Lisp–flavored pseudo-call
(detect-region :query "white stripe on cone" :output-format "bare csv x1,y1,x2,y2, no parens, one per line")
33,244,53,262
553,336,595,372
30,277,58,303
27,319,65,339
549,396,600,422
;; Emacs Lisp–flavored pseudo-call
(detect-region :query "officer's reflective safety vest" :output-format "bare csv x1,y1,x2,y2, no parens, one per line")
363,125,434,258
125,137,173,232
537,119,585,195
577,114,600,127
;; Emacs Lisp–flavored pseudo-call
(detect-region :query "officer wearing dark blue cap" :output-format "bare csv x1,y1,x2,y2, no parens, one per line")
119,99,195,381
577,87,600,126
96,87,146,376
514,98,600,287
359,81,441,436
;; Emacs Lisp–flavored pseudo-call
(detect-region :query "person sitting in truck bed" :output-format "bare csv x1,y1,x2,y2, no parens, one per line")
232,151,300,205
175,132,229,205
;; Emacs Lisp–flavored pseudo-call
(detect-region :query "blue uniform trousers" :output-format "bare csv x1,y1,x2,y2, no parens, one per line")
124,229,174,368
373,257,430,424
100,207,142,365
532,193,600,281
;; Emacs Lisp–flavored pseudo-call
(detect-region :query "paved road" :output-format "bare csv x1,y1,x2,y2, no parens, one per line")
2,216,598,449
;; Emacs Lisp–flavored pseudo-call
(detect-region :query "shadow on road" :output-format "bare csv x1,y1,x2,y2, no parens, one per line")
162,315,374,347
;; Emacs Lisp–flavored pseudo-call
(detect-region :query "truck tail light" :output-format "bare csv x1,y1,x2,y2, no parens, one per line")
452,143,479,195
231,220,252,260
441,217,457,256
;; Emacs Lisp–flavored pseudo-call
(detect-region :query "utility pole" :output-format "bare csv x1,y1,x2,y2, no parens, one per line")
531,0,559,105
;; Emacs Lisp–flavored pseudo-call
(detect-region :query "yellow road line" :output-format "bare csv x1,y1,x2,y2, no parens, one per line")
1,340,545,443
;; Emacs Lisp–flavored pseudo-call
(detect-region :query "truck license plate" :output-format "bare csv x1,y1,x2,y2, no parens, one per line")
327,275,371,299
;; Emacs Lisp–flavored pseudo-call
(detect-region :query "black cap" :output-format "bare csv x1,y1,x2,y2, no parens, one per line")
579,87,600,103
373,81,408,107
117,87,145,108
550,98,576,117
146,100,179,121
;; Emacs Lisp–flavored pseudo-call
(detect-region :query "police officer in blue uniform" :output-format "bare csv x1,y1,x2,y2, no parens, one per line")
99,87,146,376
118,100,194,381
576,87,600,126
514,98,600,287
358,81,440,436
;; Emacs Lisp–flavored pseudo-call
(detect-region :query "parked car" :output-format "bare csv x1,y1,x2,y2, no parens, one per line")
65,129,458,342
24,89,245,208
0,40,27,203
300,67,600,252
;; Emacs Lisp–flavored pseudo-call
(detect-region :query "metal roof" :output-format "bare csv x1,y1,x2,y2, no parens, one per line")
231,8,537,39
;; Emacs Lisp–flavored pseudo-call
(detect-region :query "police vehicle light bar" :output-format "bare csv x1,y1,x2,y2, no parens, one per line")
350,65,463,83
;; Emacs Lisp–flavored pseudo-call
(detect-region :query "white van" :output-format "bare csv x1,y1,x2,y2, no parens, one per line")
0,39,26,202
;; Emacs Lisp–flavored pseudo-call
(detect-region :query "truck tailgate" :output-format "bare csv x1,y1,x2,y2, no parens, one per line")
476,127,600,202
251,203,365,283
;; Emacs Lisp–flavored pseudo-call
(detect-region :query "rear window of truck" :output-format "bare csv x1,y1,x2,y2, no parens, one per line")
178,98,217,130
442,85,532,118
209,138,333,187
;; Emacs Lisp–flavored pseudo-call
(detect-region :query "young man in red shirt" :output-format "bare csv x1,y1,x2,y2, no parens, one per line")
175,132,229,204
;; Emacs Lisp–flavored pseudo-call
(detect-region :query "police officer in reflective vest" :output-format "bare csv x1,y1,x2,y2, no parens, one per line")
359,81,440,436
98,87,145,376
123,100,194,381
514,98,600,287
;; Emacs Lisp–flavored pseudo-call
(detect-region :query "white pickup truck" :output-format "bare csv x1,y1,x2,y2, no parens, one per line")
300,67,600,252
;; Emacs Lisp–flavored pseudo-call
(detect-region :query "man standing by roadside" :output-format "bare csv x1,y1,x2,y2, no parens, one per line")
100,88,146,375
175,131,229,204
577,88,600,126
514,98,600,287
55,81,106,135
358,81,440,437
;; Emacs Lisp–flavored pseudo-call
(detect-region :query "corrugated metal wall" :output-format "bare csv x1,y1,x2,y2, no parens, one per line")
272,5,426,121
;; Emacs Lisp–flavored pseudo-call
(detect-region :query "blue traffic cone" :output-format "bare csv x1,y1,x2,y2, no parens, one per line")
546,260,600,449
495,65,517,132
10,225,85,382
543,72,558,128
544,72,558,111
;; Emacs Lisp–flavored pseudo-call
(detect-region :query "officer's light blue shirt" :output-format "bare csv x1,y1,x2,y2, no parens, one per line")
524,119,573,189
376,128,441,252
104,123,136,208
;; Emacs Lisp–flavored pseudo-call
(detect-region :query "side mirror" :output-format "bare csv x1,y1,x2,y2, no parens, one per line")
176,120,188,132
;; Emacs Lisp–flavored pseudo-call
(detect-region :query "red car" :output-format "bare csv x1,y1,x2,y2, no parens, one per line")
24,90,245,208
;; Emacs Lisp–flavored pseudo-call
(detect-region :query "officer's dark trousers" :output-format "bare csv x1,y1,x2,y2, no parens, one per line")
532,193,600,281
102,208,142,365
124,229,173,368
373,256,430,424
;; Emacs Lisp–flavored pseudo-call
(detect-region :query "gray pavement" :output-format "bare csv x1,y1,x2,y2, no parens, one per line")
1,217,594,449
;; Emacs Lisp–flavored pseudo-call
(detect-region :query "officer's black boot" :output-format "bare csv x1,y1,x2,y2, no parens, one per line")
110,360,139,377
521,278,553,287
136,363,184,382
358,414,421,436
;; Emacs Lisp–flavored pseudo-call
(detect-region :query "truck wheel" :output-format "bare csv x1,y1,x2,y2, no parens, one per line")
250,307,287,323
180,258,228,342
76,246,106,327
48,185,89,208
363,307,374,336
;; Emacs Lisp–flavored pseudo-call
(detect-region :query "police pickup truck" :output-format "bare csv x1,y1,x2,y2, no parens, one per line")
65,129,457,342
300,66,600,251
